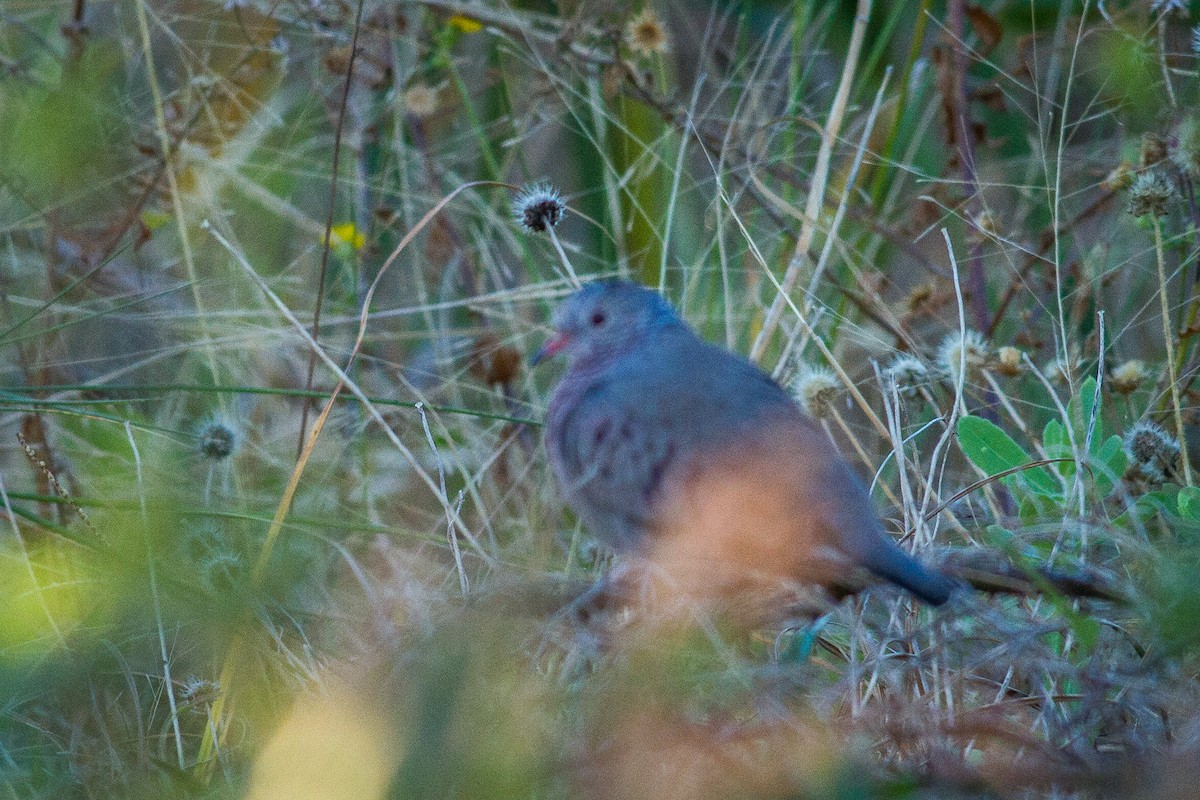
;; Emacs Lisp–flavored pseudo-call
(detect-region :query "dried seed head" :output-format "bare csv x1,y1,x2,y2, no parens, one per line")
994,345,1024,377
201,550,242,594
1110,359,1150,395
883,354,930,398
906,282,937,314
512,182,565,233
792,365,841,419
197,417,239,461
936,329,990,384
180,676,219,704
1043,352,1079,384
1128,170,1178,218
1124,419,1181,484
322,45,353,76
625,8,670,57
403,82,440,119
1173,117,1200,179
1141,132,1169,168
1102,162,1135,192
972,210,999,237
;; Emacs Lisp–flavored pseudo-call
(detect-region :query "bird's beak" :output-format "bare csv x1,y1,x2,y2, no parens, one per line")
530,333,569,366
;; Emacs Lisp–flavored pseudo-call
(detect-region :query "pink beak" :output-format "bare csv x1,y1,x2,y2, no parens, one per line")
530,333,570,365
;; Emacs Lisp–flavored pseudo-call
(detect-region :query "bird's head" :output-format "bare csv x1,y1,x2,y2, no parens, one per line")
531,280,680,368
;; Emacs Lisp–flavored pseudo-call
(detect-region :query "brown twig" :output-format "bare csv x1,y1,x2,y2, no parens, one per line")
986,190,1116,337
944,0,989,332
297,0,368,462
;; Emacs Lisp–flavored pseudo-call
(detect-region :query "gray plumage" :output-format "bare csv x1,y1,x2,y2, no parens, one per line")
537,281,955,605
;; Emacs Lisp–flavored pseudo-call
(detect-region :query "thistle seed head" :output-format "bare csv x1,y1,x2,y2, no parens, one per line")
197,416,239,461
1128,170,1178,218
625,8,670,57
1124,419,1181,484
513,182,565,233
1110,359,1150,395
883,354,930,399
792,365,841,419
937,329,990,384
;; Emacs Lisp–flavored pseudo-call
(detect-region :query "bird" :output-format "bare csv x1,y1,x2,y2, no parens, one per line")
533,280,957,608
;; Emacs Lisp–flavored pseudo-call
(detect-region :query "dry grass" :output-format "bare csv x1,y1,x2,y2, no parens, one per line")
2,0,1200,797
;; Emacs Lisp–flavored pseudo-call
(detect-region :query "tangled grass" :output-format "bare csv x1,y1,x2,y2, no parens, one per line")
2,0,1200,797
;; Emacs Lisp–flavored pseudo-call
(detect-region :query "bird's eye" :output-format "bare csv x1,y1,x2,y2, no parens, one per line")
590,312,606,326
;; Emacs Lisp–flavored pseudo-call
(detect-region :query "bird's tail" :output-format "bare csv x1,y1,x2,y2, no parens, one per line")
864,547,957,605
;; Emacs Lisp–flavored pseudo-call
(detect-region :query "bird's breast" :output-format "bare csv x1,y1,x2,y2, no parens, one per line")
544,371,607,485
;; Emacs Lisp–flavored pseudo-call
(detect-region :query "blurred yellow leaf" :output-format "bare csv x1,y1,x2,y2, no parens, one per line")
245,683,403,800
0,544,95,659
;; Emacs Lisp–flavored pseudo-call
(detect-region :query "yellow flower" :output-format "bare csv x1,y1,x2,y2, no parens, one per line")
449,14,482,33
327,222,365,250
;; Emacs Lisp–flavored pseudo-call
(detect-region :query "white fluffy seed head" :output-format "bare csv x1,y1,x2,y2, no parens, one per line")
1110,359,1150,395
994,345,1023,377
883,354,929,398
402,82,440,119
792,365,841,419
936,329,990,384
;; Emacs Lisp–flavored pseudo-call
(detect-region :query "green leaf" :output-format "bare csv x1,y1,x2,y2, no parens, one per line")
1043,419,1066,452
1061,376,1102,463
1019,495,1041,523
1092,435,1127,497
957,415,1061,498
1139,489,1181,521
1063,608,1101,652
981,524,1016,549
1043,419,1074,479
984,524,1046,561
1179,487,1200,522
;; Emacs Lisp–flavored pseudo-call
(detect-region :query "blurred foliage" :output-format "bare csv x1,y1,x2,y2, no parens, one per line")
3,0,1200,798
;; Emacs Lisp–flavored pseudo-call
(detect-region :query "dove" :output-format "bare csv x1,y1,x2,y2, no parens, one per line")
534,280,956,606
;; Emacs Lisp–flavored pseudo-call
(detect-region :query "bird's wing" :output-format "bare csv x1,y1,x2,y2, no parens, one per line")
550,376,679,550
549,331,809,551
